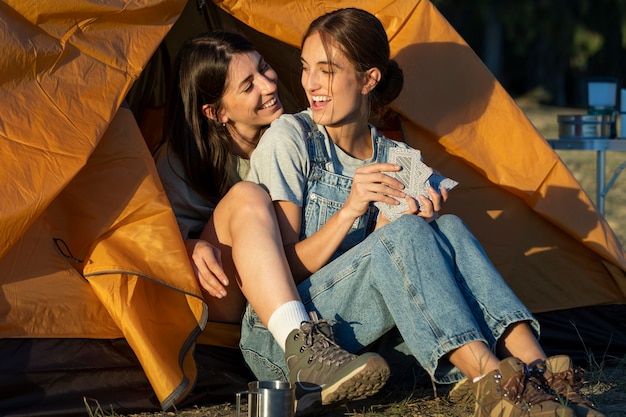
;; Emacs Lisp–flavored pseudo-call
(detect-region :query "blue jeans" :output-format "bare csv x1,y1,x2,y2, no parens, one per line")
240,214,539,385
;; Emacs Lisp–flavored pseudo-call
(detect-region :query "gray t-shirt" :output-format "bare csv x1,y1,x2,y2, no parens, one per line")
247,109,409,206
155,142,249,239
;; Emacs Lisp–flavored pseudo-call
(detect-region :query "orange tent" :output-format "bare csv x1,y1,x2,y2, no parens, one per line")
1,0,246,414
1,0,624,415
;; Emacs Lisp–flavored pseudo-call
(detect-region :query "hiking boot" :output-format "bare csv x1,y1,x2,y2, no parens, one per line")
448,377,474,405
285,313,390,415
474,357,573,417
532,356,605,417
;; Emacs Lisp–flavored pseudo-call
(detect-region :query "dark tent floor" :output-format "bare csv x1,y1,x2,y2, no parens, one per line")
2,304,624,416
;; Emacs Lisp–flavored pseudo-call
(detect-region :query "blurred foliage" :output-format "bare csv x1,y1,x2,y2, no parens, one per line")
431,0,626,106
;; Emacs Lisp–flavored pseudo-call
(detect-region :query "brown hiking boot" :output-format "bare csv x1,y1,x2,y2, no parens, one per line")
533,356,605,417
448,377,474,405
285,313,390,415
474,357,573,417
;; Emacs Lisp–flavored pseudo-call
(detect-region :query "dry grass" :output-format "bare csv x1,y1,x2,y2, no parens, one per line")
113,102,626,416
118,356,626,417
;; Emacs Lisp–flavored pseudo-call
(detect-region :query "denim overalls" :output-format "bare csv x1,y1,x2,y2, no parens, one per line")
240,112,538,385
297,113,397,259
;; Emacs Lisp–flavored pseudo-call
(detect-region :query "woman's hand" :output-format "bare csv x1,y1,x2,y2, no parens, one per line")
413,186,449,222
343,163,406,220
376,185,449,227
184,239,230,298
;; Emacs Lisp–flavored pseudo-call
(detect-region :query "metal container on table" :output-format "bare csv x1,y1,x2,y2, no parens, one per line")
557,114,614,138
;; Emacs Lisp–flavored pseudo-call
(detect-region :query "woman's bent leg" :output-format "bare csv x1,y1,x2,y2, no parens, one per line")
202,181,300,324
213,183,392,405
242,215,534,383
314,214,491,383
428,215,540,349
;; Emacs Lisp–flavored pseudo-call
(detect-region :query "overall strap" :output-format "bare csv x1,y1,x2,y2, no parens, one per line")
293,112,330,168
373,132,402,163
293,112,402,170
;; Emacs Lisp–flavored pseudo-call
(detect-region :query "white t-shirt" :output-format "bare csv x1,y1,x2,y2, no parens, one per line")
247,109,408,206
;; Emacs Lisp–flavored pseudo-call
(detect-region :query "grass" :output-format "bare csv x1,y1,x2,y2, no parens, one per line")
110,101,626,417
114,355,626,417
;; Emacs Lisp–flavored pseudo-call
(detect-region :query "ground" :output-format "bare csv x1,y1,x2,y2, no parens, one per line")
121,356,625,416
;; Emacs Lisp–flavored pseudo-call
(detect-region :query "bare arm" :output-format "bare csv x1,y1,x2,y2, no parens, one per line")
274,200,354,283
184,238,229,297
275,162,406,283
274,162,449,283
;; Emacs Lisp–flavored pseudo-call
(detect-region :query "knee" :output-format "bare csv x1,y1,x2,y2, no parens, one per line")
390,214,431,233
227,181,272,207
436,213,465,229
434,214,470,235
373,215,444,266
430,214,480,248
380,215,437,246
222,181,274,219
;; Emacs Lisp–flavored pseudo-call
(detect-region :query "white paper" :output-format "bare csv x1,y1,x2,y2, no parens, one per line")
374,147,458,221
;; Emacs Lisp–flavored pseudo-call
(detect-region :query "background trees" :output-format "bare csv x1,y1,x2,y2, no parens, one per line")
433,0,626,107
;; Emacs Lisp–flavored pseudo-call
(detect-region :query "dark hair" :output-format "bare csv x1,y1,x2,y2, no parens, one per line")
163,31,255,203
303,8,403,117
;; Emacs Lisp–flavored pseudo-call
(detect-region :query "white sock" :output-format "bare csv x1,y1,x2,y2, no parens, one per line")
472,374,486,383
267,300,310,351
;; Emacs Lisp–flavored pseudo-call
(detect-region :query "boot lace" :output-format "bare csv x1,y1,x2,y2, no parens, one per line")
297,319,356,368
500,363,558,408
533,364,596,407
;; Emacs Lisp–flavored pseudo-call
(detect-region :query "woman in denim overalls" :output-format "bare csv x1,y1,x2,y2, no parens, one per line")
244,8,601,417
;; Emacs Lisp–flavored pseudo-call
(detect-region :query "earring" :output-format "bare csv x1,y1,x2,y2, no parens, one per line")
222,123,226,127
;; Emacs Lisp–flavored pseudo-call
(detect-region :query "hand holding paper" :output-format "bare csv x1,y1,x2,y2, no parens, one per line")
374,147,458,221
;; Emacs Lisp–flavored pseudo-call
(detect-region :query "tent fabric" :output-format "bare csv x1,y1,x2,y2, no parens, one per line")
1,0,243,412
1,0,182,258
1,0,625,415
0,338,252,416
0,103,214,409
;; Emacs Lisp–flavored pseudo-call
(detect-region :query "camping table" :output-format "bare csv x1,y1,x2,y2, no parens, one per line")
547,138,626,214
